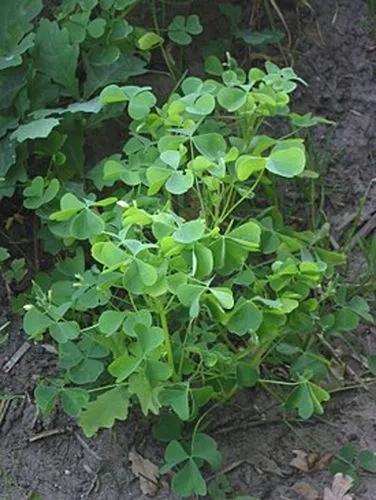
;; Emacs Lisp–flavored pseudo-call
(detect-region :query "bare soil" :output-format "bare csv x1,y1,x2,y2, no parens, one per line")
1,0,376,499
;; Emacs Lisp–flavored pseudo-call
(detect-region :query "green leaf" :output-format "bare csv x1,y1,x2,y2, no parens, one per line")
23,177,60,209
193,243,213,278
99,84,127,104
0,0,42,62
159,385,190,421
173,220,205,244
137,32,164,50
34,384,59,415
69,358,104,384
334,308,359,332
172,459,207,497
162,440,189,472
193,133,226,161
0,65,28,111
49,321,80,343
61,388,89,417
165,171,194,195
286,382,313,419
70,209,105,240
168,15,202,45
210,287,234,309
92,241,127,268
84,53,147,98
135,325,164,353
87,18,106,38
128,90,156,120
226,301,263,335
348,296,373,323
228,221,261,250
217,87,247,111
11,118,60,143
177,284,205,318
23,308,53,338
236,155,266,181
186,94,215,116
34,20,79,97
99,310,126,336
266,147,306,178
59,341,84,369
79,387,129,437
191,433,221,469
135,258,158,286
108,355,142,382
359,449,376,473
237,363,259,387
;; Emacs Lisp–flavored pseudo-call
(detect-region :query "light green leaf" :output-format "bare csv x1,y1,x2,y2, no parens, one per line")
49,321,80,343
11,118,60,143
137,32,164,50
70,209,105,240
266,147,305,178
228,221,261,250
108,355,142,382
236,155,266,181
209,287,234,309
193,133,226,161
173,220,205,244
99,84,127,104
80,387,129,437
166,171,194,194
217,87,246,111
99,310,126,336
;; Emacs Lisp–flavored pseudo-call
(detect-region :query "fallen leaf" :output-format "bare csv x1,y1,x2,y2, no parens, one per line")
323,474,353,500
129,448,159,496
292,481,320,500
290,449,334,472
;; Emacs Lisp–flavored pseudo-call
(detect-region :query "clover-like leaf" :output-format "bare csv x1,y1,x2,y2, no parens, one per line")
23,177,60,209
168,15,202,45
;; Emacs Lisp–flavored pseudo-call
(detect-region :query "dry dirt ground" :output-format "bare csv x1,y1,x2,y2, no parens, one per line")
1,0,376,498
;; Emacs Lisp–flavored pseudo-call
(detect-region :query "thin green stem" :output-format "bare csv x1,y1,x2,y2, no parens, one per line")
218,168,265,224
151,0,177,81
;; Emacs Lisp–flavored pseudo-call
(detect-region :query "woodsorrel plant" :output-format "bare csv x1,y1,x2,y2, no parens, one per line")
23,59,372,496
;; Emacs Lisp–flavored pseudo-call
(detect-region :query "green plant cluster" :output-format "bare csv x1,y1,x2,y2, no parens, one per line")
0,1,373,497
0,0,205,199
18,56,371,496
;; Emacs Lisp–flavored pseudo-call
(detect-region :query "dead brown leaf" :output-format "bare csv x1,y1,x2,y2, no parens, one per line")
323,474,353,500
290,449,334,472
292,481,320,500
129,448,159,496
